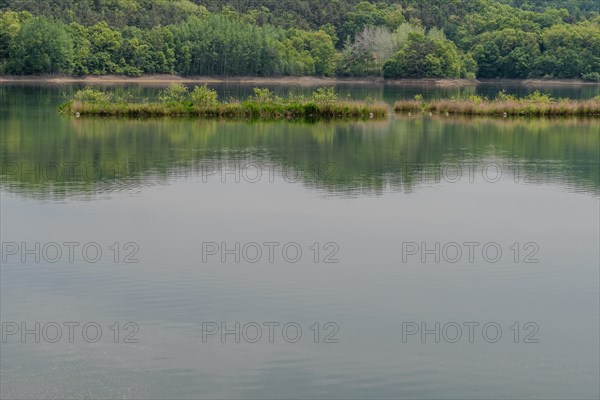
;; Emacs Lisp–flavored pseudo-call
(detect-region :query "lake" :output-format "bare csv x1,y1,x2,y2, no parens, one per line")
1,82,599,399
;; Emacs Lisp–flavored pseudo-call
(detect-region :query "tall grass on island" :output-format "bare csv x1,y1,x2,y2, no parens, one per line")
60,84,388,120
394,91,600,117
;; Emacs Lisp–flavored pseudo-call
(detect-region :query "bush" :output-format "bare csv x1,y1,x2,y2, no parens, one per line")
112,88,134,103
74,87,111,103
311,87,338,103
249,88,276,103
467,95,485,104
495,90,517,101
191,84,219,106
158,83,189,103
523,90,554,103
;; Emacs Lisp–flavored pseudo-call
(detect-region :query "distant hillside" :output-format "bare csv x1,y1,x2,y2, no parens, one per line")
1,0,598,79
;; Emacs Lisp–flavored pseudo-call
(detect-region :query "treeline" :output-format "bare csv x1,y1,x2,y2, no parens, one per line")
0,10,335,76
0,0,599,79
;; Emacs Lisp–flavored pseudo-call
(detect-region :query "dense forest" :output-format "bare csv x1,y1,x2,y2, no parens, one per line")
0,0,599,79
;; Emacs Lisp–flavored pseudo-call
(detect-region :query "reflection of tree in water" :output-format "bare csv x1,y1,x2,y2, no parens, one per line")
1,116,598,199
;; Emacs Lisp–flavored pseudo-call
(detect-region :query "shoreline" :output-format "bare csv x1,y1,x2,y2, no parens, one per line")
1,74,597,87
478,78,600,86
0,74,475,86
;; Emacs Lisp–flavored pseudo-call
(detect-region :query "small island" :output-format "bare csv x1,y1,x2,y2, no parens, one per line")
60,84,389,120
395,91,600,117
61,85,600,120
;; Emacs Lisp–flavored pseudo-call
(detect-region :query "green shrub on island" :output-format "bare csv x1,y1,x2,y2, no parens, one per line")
74,88,112,103
311,87,339,103
249,88,280,103
191,84,219,106
158,83,189,103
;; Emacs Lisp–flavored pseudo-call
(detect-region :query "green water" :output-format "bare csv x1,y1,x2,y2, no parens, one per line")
1,83,599,399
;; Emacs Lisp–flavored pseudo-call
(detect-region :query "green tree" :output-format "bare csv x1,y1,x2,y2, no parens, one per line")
0,11,31,73
0,0,597,79
470,28,541,78
86,21,124,74
11,16,73,73
306,30,336,76
383,31,467,78
67,22,91,75
536,20,600,78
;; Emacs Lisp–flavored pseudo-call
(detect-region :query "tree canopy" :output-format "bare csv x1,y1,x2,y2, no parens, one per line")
0,0,598,79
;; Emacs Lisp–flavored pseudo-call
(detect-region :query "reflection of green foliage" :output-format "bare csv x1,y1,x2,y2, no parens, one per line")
2,105,598,198
3,85,600,200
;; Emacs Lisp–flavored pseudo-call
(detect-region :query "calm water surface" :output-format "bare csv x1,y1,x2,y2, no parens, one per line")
1,84,599,399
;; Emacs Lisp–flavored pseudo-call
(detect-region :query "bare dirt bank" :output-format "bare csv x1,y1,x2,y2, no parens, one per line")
0,74,478,86
1,75,597,87
478,78,600,86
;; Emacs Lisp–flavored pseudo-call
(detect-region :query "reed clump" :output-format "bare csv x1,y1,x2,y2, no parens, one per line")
60,84,388,120
394,91,600,117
